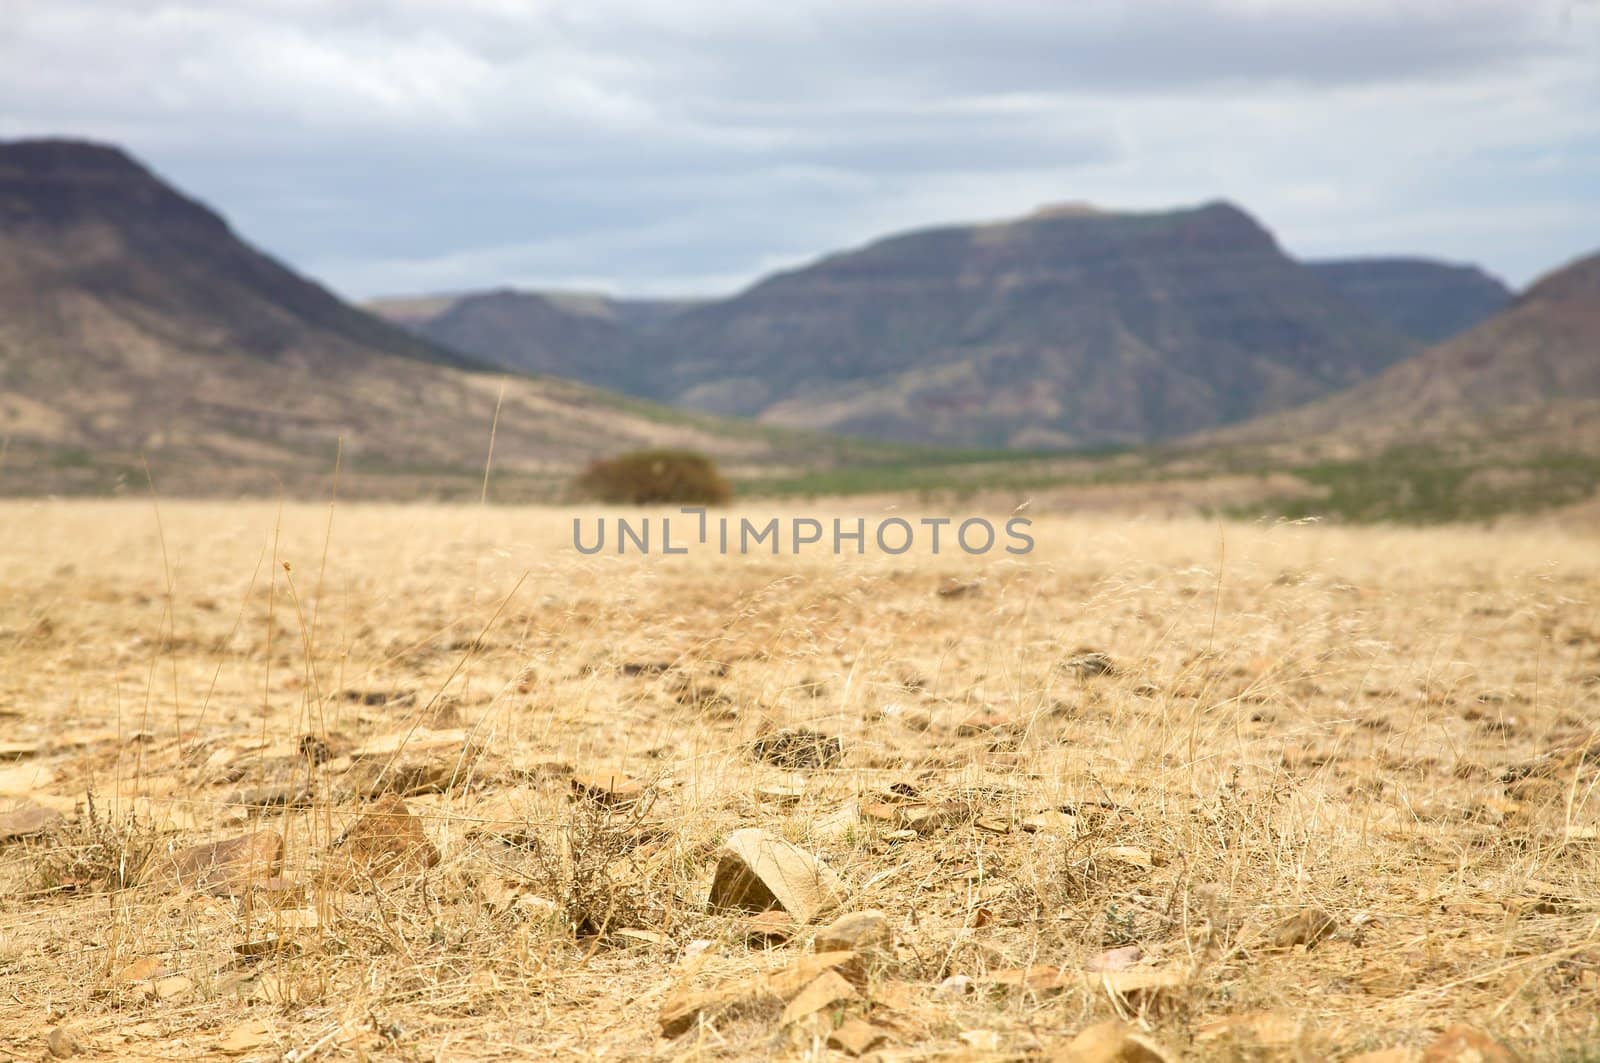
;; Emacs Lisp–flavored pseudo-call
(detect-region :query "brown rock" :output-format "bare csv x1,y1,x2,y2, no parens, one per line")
1054,1020,1175,1063
158,832,283,896
331,795,440,886
0,800,64,842
659,985,746,1037
751,729,842,769
707,828,845,923
658,950,864,1037
767,951,866,998
1421,1026,1521,1063
780,970,857,1025
1266,907,1338,950
739,909,797,946
343,728,482,796
984,965,1075,994
571,770,647,806
46,1027,81,1059
814,910,892,958
829,1018,888,1057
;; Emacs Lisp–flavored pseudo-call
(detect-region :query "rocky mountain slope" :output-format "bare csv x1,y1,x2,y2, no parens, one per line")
0,139,812,497
631,203,1418,447
1221,250,1600,449
1307,257,1511,344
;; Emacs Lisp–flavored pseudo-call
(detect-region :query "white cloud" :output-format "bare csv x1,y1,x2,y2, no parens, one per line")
0,0,1595,293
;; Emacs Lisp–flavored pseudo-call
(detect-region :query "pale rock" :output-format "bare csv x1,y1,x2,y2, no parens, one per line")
707,828,845,923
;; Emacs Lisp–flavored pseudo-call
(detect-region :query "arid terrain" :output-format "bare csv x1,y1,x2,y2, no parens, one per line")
3,501,1599,1061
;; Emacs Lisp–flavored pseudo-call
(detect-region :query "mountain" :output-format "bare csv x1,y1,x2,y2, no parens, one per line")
1307,257,1511,344
0,139,814,497
367,289,702,387
632,202,1420,448
1222,250,1600,447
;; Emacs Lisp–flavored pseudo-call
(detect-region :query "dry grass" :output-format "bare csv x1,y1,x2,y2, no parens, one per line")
2,500,1599,1060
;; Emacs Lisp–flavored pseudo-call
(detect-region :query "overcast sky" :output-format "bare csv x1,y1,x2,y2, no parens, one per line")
3,0,1597,298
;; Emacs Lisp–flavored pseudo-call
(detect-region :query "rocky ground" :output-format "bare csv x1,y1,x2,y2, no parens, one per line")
1,501,1598,1061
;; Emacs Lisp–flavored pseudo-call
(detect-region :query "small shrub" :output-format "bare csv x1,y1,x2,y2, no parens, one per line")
575,449,731,505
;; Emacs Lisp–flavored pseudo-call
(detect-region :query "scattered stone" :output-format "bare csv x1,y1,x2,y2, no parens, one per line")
571,770,647,806
331,795,440,885
828,1018,888,1057
1092,967,1187,1005
739,909,797,946
1265,907,1338,951
1100,845,1157,870
813,910,892,959
1085,945,1142,972
974,815,1011,834
812,802,861,843
343,728,482,796
1066,651,1117,678
934,974,974,998
149,974,194,1000
660,986,744,1037
766,951,867,999
707,828,846,923
1420,1026,1521,1063
1022,810,1079,835
225,782,312,811
0,800,64,842
156,832,283,896
217,1019,273,1056
955,712,1022,738
115,956,168,983
984,965,1074,994
780,969,857,1025
751,729,842,769
46,1027,81,1059
1055,1020,1175,1063
937,578,982,599
756,776,807,805
658,951,862,1037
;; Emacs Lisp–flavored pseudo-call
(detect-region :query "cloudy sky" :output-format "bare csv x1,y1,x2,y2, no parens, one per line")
3,0,1597,298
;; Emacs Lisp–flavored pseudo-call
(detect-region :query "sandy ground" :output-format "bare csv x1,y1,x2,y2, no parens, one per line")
1,500,1598,1060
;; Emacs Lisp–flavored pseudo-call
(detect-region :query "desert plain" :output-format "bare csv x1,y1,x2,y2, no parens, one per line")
1,499,1598,1061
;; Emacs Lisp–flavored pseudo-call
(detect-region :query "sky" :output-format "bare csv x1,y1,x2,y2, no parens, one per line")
2,0,1597,299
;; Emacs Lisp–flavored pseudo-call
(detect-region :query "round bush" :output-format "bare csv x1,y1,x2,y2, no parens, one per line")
574,449,732,505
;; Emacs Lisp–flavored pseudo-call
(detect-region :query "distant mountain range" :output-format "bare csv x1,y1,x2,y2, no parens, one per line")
375,205,1511,449
1304,258,1510,344
0,139,817,496
2,135,1584,505
1220,251,1600,450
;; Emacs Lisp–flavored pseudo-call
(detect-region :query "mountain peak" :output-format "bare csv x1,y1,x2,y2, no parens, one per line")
1521,251,1600,306
0,136,226,232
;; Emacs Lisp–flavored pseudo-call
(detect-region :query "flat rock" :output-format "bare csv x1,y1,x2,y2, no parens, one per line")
780,970,857,1025
1421,1026,1521,1063
0,800,64,841
813,910,892,957
708,828,845,923
1054,1020,1175,1063
658,952,861,1037
331,795,440,886
571,770,648,805
828,1018,888,1057
739,909,797,946
156,832,283,896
